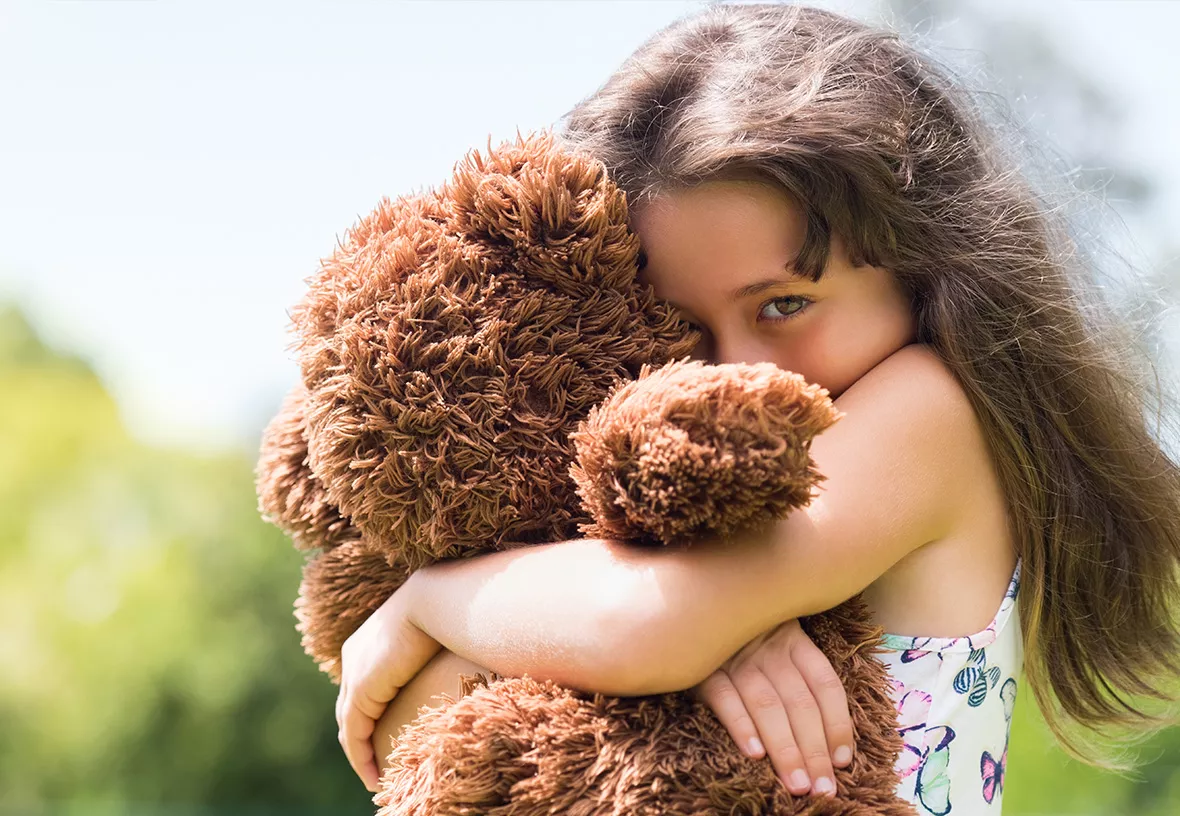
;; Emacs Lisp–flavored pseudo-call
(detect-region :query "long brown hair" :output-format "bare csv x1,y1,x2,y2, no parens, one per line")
555,1,1180,764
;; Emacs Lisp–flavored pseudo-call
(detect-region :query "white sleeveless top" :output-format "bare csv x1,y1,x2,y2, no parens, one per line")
877,559,1023,815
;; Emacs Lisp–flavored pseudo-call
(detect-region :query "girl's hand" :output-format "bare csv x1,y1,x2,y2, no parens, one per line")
693,619,853,797
335,579,442,793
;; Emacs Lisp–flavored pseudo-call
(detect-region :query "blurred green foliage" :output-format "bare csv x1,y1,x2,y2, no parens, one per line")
1006,686,1180,815
0,306,374,815
0,303,1176,814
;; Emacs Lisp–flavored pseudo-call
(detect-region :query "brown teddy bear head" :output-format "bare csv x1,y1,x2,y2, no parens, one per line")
259,132,699,574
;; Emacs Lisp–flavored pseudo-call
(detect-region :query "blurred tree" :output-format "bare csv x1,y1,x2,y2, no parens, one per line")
0,305,372,814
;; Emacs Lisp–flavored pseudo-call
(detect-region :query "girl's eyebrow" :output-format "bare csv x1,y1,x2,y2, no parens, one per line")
730,272,806,301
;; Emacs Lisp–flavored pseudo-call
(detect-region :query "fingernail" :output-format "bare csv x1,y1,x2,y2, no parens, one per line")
834,744,852,765
747,736,765,757
813,776,835,795
789,769,810,790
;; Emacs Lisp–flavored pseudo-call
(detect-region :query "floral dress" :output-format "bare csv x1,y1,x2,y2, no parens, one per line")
877,559,1023,814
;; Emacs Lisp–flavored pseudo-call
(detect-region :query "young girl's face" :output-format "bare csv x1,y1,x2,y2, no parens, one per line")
631,180,917,399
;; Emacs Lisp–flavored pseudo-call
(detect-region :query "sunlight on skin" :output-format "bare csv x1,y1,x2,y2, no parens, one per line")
369,544,675,780
457,539,662,679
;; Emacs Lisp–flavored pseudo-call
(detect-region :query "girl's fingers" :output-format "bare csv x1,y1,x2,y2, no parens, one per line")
790,634,855,769
763,660,836,796
698,619,854,799
338,683,384,793
730,665,811,795
696,670,766,758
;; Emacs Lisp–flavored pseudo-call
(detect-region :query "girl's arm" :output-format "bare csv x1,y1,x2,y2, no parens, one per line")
404,343,980,694
335,344,982,789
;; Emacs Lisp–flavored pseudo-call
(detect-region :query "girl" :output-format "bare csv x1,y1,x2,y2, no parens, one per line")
335,4,1180,813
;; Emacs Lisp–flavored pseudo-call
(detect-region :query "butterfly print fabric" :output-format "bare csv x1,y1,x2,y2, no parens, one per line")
879,560,1023,813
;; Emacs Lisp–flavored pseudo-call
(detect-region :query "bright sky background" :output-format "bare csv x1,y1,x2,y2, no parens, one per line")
2,0,1177,451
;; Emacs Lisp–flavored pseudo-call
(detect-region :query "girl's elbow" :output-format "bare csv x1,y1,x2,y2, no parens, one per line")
584,601,715,696
576,648,705,697
607,653,714,697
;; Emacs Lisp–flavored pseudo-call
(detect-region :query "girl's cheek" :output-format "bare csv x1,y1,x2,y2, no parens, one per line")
772,322,829,381
779,323,860,397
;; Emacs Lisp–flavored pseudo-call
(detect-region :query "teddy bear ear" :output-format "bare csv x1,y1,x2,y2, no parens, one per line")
256,381,360,552
444,130,643,296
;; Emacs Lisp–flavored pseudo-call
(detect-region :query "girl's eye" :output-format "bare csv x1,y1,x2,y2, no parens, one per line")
758,296,811,321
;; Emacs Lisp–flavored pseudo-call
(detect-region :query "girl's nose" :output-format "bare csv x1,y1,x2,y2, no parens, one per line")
688,333,712,364
711,333,766,367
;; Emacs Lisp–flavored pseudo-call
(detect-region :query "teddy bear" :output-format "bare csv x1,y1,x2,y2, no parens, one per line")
256,131,914,815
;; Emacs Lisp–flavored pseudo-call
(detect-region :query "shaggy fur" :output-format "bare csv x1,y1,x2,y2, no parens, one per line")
256,382,359,553
571,359,840,546
256,132,914,814
375,598,901,816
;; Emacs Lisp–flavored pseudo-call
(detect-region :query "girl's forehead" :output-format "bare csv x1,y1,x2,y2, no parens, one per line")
631,182,812,273
633,181,806,238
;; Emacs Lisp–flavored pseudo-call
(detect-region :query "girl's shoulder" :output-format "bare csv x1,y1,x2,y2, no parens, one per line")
867,343,996,495
869,343,962,399
855,343,975,424
841,343,996,517
859,344,1018,639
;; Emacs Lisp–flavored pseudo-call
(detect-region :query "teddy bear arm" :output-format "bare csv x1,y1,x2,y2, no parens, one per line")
571,360,841,547
256,382,359,552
